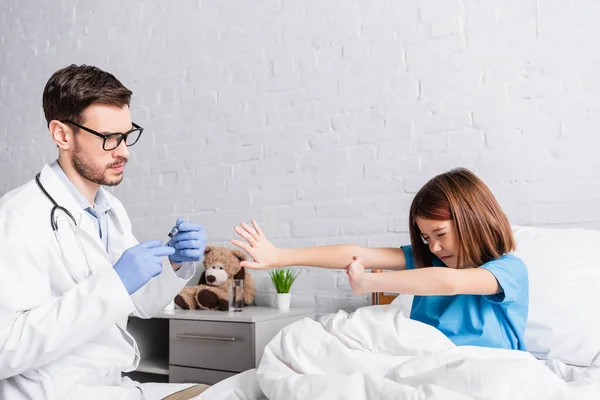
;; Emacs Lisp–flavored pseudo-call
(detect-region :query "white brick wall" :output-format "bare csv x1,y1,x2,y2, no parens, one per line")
2,0,600,314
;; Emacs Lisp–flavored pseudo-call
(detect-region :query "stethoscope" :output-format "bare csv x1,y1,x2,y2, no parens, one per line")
35,172,93,283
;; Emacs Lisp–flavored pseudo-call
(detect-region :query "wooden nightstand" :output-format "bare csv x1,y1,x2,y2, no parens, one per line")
125,307,315,385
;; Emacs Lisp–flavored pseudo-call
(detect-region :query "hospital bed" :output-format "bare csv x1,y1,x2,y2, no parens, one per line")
194,225,600,399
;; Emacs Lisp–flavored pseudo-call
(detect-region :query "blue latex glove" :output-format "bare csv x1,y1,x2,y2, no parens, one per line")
113,240,175,295
167,218,207,264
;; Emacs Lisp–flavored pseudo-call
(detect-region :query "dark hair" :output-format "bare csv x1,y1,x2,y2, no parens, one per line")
409,167,515,269
42,64,132,126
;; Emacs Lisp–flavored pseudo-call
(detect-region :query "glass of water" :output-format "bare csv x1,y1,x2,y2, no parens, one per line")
228,279,244,312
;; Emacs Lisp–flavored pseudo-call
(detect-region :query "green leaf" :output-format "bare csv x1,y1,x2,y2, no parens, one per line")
268,268,299,293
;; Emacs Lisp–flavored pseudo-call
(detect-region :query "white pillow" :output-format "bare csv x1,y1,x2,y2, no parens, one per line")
513,226,600,366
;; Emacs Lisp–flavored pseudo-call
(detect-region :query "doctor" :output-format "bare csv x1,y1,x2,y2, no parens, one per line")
0,65,209,400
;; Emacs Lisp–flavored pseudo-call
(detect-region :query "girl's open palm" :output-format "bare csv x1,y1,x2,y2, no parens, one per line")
230,220,279,270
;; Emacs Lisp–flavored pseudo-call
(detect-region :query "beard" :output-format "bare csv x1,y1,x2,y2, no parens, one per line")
72,139,127,187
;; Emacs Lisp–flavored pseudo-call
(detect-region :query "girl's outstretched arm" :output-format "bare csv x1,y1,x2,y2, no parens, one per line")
231,219,407,270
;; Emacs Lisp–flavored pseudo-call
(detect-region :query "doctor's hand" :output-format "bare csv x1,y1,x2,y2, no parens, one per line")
167,218,207,265
113,241,175,295
230,219,280,270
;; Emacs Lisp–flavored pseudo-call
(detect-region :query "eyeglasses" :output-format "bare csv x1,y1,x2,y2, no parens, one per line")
61,120,144,151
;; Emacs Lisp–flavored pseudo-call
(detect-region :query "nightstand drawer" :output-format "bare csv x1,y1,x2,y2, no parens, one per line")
169,365,236,385
169,319,254,372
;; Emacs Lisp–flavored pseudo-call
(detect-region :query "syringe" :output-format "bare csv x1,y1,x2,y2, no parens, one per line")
163,226,179,246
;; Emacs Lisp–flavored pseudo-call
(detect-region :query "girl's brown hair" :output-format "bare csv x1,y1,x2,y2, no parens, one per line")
409,168,515,269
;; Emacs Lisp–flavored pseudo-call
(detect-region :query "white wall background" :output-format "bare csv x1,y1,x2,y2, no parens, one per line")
1,0,600,314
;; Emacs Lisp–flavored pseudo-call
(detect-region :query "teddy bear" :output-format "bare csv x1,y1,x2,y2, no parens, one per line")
174,245,256,311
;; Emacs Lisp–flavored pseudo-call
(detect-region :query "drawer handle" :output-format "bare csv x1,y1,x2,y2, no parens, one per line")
176,334,236,342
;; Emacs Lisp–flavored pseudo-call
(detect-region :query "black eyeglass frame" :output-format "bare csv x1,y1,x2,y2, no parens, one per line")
61,120,144,151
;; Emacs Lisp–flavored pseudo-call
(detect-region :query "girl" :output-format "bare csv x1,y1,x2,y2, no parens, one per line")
231,168,528,351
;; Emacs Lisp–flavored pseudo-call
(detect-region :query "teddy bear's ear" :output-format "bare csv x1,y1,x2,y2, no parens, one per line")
231,249,247,262
198,271,207,285
233,267,246,280
204,246,214,256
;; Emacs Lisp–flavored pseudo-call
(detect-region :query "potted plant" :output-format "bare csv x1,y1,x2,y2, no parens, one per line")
268,268,299,310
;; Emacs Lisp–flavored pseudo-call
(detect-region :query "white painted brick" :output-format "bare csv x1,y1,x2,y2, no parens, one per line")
560,115,600,138
297,183,348,202
293,268,338,291
255,156,298,175
271,58,295,76
311,96,364,120
232,162,260,179
316,202,366,218
310,236,368,247
266,103,313,128
151,158,187,174
160,172,179,189
389,215,411,233
291,219,340,238
420,152,481,177
225,113,267,134
222,144,263,163
336,272,352,292
264,171,314,188
196,165,232,183
284,119,332,137
533,202,600,225
269,205,316,221
361,197,413,217
419,112,473,135
269,237,323,249
447,128,485,150
359,120,412,144
226,175,266,193
299,149,347,169
367,233,410,248
480,148,549,181
365,158,420,179
289,294,318,309
313,163,364,185
331,112,376,133
308,132,341,150
264,136,311,157
252,187,297,207
258,73,303,94
300,66,338,86
347,144,378,164
290,81,338,105
217,83,259,108
347,177,404,199
423,4,464,38
184,152,223,169
195,193,253,212
213,207,271,229
341,218,389,235
377,138,416,159
405,34,465,72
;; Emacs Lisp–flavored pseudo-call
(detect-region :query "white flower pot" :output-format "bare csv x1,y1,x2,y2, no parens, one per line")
276,293,291,310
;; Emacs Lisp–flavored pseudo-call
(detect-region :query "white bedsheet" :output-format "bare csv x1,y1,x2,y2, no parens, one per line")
195,306,600,400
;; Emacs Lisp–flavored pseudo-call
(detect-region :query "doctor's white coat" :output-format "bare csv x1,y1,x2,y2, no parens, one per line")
0,164,196,400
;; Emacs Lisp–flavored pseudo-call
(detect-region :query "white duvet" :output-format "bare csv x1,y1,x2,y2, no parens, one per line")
196,305,600,400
